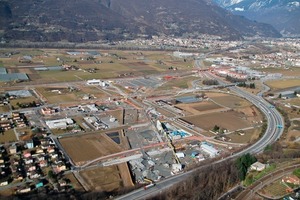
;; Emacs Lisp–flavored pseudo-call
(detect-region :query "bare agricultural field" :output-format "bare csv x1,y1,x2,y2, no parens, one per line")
235,105,263,123
266,79,300,90
73,85,108,99
80,163,133,192
60,132,126,165
182,110,252,131
207,93,251,108
176,101,223,115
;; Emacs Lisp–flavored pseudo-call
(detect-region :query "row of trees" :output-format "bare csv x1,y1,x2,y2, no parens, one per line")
202,79,219,85
236,82,256,89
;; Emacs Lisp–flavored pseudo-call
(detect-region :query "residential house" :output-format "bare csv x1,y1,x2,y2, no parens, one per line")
282,175,300,185
9,145,17,154
23,151,31,158
39,160,47,168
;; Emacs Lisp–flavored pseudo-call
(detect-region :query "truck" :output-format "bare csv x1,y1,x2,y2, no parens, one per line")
144,183,155,190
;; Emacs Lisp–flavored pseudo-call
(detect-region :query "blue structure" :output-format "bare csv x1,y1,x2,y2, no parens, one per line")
191,152,199,158
35,182,44,188
26,140,34,149
171,130,187,138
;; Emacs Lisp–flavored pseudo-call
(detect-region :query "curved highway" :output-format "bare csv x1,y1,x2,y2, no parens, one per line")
116,73,284,200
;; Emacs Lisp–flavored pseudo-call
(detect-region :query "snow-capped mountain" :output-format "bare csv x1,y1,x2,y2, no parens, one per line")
215,0,300,11
213,0,300,35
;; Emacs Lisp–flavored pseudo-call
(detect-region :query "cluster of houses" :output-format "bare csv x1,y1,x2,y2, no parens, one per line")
0,112,28,132
0,135,68,194
212,66,265,81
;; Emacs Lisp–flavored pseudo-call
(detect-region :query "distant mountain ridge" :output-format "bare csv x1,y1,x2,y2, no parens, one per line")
0,0,281,43
213,0,300,35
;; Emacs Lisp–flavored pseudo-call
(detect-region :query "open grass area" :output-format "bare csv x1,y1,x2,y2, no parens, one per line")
244,164,277,186
0,105,10,113
228,127,261,144
36,87,86,104
16,127,34,141
0,188,14,197
156,76,198,91
266,79,300,90
183,110,252,131
65,173,85,192
207,93,251,108
0,129,17,143
10,96,39,110
260,180,290,198
1,49,194,84
175,101,223,116
258,67,300,77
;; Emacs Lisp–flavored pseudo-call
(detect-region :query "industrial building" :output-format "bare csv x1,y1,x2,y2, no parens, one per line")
45,118,74,129
200,142,219,158
86,79,108,87
0,73,29,82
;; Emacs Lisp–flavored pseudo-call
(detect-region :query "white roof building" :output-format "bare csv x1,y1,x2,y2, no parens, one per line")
171,163,182,175
250,162,266,172
46,118,74,129
176,152,185,158
87,79,101,85
201,143,219,158
86,104,99,112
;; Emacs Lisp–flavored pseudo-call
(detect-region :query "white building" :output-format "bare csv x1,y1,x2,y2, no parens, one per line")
86,104,98,112
87,79,109,87
87,79,101,85
171,163,182,175
176,152,185,158
250,161,266,171
46,118,74,129
173,51,194,58
201,143,219,158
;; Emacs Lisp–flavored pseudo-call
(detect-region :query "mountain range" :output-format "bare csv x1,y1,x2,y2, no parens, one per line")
213,0,300,35
0,0,281,43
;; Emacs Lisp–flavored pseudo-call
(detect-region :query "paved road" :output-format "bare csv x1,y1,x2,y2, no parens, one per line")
116,72,284,200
